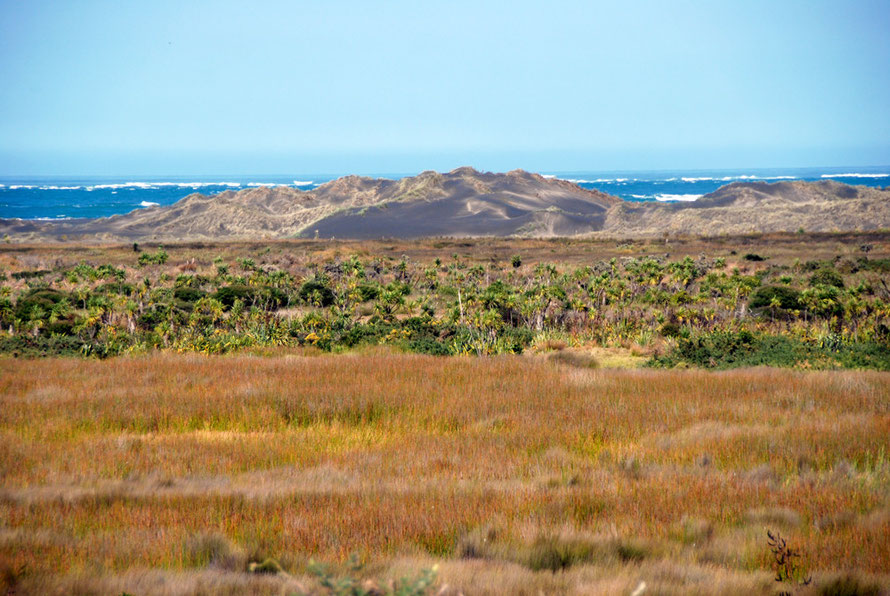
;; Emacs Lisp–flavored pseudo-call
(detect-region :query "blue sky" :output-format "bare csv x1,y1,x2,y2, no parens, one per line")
0,0,888,175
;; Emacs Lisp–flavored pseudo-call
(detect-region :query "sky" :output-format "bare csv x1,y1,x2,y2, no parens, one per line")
0,0,888,176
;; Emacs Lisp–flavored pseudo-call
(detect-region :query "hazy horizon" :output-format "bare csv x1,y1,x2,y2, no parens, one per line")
1,163,889,181
2,1,889,175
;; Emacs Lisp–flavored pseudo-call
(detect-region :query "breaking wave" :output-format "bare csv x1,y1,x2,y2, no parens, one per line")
565,178,630,184
821,173,888,179
655,194,702,202
86,182,243,191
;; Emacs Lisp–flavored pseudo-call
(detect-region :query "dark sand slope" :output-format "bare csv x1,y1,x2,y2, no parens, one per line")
308,168,618,238
1,170,888,242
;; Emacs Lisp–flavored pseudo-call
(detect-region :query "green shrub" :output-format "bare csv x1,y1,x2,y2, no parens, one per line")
0,334,89,357
44,319,76,336
173,287,206,303
354,282,380,302
809,267,845,288
800,285,845,318
96,281,134,296
138,307,167,329
299,279,335,306
407,337,450,356
337,322,390,348
11,269,50,280
660,322,682,337
213,284,254,309
14,288,70,321
749,285,801,311
855,257,890,273
650,332,890,371
138,247,168,266
255,285,287,309
385,280,412,297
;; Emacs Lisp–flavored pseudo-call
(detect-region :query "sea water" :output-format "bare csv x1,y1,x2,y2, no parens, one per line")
0,167,887,221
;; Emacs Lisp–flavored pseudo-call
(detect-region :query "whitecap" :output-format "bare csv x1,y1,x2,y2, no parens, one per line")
656,194,702,202
821,173,888,179
247,182,287,187
541,174,556,179
565,177,633,184
89,182,154,190
293,180,314,186
139,201,159,207
153,181,241,188
85,181,243,191
9,185,37,189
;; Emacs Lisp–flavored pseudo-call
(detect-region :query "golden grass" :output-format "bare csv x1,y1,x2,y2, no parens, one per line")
1,353,889,593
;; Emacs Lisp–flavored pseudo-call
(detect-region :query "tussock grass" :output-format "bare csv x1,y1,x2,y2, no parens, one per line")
0,353,888,593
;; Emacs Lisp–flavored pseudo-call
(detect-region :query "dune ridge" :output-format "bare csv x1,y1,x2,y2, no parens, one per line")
1,168,888,242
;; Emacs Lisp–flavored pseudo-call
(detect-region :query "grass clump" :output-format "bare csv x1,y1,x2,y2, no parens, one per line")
248,558,285,574
185,532,246,571
817,574,881,596
525,535,598,572
309,554,437,595
547,349,599,369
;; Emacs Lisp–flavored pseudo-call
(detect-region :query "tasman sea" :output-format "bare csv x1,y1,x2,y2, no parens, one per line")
1,166,888,221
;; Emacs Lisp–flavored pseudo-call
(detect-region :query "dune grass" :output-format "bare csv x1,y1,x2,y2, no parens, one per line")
1,352,888,593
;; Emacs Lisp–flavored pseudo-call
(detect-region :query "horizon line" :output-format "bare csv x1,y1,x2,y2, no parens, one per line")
2,163,890,179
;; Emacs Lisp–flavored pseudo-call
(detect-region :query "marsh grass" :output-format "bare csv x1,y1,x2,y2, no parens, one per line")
0,353,888,593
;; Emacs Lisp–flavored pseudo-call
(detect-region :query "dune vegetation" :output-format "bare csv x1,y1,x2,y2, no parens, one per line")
1,235,888,594
1,234,890,369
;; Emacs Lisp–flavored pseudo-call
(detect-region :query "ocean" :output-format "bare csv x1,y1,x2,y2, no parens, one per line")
1,166,887,221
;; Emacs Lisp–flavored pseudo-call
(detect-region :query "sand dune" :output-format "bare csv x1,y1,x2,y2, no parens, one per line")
1,169,887,242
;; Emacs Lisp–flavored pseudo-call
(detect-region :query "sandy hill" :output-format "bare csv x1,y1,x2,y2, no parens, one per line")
603,180,890,237
1,171,888,242
0,167,620,241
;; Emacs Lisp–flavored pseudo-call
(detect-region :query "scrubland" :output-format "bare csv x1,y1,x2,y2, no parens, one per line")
1,235,889,594
1,352,888,594
2,233,890,367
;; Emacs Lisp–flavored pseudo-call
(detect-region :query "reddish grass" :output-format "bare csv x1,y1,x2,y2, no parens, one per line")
1,353,888,593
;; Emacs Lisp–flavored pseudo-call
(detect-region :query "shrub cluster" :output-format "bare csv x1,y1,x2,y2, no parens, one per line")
0,249,887,366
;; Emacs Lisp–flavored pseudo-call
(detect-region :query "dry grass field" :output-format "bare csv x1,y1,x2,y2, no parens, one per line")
1,351,888,594
4,231,890,271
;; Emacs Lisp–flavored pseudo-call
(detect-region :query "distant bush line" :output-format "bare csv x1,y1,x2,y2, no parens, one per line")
1,250,889,369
